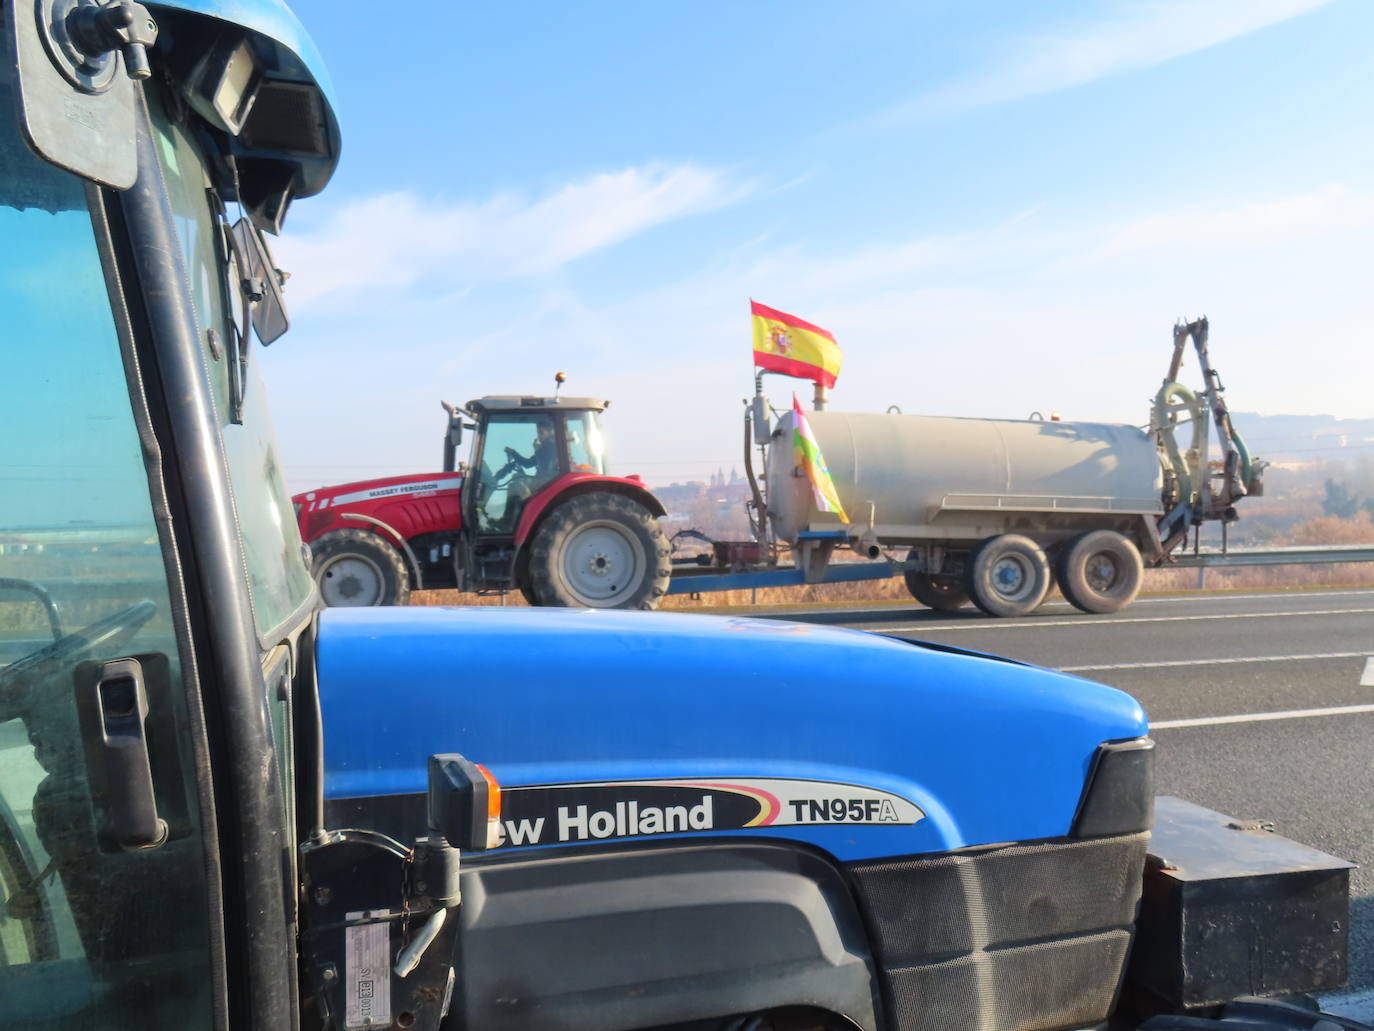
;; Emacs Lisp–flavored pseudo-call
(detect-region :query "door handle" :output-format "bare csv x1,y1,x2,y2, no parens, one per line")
93,658,167,850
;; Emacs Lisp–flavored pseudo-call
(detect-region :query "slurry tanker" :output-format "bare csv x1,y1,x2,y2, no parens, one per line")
672,318,1263,616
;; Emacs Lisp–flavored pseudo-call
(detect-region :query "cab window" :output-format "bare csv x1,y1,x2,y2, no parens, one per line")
474,414,563,533
0,67,214,1028
148,88,314,638
566,410,608,475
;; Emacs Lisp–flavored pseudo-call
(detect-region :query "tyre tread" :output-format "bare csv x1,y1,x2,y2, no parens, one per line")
529,493,670,609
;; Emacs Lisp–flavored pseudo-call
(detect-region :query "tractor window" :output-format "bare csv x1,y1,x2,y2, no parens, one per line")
148,88,314,638
0,71,214,1027
566,410,608,476
474,414,564,533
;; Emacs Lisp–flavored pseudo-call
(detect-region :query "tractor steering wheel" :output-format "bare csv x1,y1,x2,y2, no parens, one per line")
491,458,522,488
0,600,157,719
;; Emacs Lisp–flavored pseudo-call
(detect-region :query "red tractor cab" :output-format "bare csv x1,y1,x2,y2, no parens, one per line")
293,393,670,609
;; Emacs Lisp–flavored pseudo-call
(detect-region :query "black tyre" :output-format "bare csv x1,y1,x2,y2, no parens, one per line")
965,534,1051,617
311,528,411,607
529,493,671,609
1056,530,1143,614
903,571,969,611
516,566,540,606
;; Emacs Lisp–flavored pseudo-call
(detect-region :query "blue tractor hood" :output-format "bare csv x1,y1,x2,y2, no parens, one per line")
316,607,1148,862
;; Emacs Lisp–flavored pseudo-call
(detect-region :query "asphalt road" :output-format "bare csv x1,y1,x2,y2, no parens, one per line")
764,587,1374,1000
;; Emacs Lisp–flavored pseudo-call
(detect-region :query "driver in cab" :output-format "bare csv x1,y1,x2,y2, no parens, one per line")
506,418,559,486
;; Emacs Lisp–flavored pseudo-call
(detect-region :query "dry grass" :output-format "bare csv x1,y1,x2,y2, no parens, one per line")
410,515,1374,611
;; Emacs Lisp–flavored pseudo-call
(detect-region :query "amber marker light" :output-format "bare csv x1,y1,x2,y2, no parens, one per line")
476,763,503,849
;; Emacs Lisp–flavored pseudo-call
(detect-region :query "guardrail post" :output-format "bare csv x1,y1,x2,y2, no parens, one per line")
1197,567,1207,591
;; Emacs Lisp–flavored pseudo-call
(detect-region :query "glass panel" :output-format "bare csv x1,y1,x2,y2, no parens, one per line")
148,89,314,636
475,414,563,533
0,69,213,1027
566,410,607,475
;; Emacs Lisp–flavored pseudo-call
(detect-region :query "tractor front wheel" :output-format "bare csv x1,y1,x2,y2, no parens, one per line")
528,494,670,609
310,529,411,607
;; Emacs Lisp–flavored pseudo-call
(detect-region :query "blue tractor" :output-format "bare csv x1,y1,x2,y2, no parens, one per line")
0,3,1351,1030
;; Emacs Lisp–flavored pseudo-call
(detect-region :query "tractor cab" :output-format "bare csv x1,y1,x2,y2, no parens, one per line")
457,396,609,537
432,393,671,605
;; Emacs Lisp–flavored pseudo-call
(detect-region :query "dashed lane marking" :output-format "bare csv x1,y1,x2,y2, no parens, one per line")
1152,704,1374,730
1059,651,1368,672
1362,657,1374,687
872,608,1374,634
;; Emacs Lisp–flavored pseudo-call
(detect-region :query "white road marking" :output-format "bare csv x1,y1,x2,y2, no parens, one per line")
1060,651,1368,672
873,608,1374,633
1362,657,1374,687
1152,704,1374,730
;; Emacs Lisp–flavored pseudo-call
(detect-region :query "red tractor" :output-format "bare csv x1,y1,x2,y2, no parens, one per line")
293,387,671,609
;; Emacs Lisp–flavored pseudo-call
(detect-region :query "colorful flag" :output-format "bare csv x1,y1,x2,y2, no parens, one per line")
792,394,849,523
751,301,842,388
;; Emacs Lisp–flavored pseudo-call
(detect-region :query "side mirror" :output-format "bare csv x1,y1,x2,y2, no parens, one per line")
5,0,156,189
231,217,290,344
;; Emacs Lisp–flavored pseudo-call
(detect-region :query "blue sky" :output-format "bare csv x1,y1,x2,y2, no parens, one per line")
264,0,1374,489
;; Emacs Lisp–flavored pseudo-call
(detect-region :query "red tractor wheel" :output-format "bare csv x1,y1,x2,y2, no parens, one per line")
310,529,411,607
528,494,670,609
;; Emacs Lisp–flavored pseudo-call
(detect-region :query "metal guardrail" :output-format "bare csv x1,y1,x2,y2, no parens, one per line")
1170,545,1374,568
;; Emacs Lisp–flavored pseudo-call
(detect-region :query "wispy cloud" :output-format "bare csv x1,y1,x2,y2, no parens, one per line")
276,163,749,306
1080,184,1372,263
878,0,1334,122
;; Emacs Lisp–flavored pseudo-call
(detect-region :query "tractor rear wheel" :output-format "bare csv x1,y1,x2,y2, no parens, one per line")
965,534,1051,617
310,528,411,607
529,494,670,609
903,571,968,611
1056,530,1143,614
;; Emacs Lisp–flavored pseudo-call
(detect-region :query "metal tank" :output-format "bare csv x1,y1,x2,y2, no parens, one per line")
765,410,1164,546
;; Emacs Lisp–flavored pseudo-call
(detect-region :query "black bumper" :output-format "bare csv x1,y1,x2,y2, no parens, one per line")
848,831,1150,1031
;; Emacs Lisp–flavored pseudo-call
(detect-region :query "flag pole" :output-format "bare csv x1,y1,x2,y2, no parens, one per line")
813,382,828,411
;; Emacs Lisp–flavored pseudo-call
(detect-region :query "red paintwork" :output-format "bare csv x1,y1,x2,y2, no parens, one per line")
293,472,464,544
293,470,665,551
512,474,667,546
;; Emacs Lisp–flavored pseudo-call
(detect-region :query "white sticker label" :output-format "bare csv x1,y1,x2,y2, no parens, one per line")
326,476,463,508
345,922,392,1029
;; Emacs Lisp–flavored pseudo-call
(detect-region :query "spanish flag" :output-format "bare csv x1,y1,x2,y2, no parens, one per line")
792,394,849,523
751,301,842,388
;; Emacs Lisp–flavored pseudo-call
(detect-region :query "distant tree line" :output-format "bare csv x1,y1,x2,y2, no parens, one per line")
1322,478,1374,520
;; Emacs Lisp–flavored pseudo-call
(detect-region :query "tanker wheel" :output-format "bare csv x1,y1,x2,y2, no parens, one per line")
904,571,969,611
529,493,670,609
310,529,411,607
965,534,1051,618
1056,530,1143,614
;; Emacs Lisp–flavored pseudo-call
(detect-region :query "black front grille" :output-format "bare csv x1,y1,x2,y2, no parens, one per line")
848,832,1148,1031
